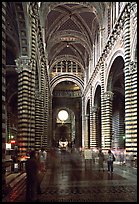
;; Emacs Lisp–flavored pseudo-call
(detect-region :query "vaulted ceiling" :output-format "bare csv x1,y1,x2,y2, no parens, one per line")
40,2,108,69
5,2,109,71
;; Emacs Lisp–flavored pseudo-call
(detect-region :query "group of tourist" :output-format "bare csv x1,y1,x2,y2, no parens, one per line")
25,147,47,202
25,147,115,201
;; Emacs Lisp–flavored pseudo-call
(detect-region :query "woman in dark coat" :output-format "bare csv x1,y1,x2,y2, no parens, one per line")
25,150,39,202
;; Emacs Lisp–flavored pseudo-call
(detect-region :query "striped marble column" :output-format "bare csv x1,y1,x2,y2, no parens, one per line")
100,59,106,149
91,106,97,147
75,113,80,148
118,99,125,148
123,7,137,159
89,86,93,148
103,91,113,149
82,96,86,148
35,90,43,150
42,85,48,149
15,57,35,155
48,93,53,149
84,115,89,148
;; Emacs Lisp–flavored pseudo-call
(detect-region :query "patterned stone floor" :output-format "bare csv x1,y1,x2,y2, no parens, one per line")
14,149,137,202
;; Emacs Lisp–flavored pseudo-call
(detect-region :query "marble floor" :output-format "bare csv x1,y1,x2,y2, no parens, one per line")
3,149,137,202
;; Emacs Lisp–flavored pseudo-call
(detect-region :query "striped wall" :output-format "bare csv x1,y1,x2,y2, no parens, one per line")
2,2,6,159
82,4,137,165
123,8,137,159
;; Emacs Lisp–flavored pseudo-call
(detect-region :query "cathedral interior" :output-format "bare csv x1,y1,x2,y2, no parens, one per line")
3,1,137,158
2,2,137,202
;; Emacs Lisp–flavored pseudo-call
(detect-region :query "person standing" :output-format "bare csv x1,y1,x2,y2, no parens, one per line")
39,147,47,171
107,149,114,173
25,150,39,202
98,149,105,171
35,151,42,195
42,149,47,170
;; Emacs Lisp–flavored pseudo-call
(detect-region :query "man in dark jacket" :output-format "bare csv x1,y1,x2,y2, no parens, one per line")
25,150,39,202
107,149,115,173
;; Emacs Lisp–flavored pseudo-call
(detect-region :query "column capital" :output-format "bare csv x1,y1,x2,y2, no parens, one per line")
130,61,137,73
35,90,42,99
92,106,98,113
15,56,34,73
104,91,114,101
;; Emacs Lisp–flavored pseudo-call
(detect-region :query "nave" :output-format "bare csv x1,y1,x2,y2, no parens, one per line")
3,149,137,202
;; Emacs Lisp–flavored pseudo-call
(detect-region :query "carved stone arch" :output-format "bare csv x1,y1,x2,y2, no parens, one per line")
92,81,101,106
50,74,84,94
85,96,90,148
106,49,124,92
84,95,90,116
106,55,125,149
93,83,101,148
